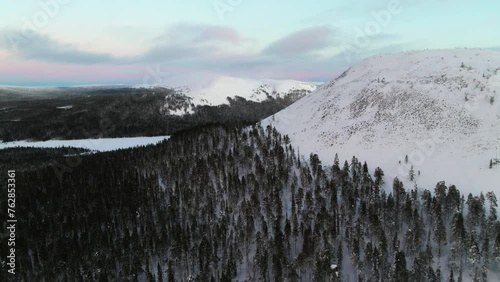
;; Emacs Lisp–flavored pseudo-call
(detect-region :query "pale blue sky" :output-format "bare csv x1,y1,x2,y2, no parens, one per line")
0,0,499,86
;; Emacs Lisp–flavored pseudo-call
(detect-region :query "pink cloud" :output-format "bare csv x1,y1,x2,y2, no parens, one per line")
195,26,242,43
262,26,337,56
0,58,147,83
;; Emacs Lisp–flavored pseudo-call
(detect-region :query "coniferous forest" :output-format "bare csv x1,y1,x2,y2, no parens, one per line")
1,124,499,281
0,88,305,142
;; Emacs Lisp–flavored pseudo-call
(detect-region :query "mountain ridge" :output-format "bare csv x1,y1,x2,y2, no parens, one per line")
161,76,318,115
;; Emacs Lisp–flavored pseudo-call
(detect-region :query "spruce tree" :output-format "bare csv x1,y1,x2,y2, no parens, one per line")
493,231,500,269
435,213,447,253
157,263,163,282
167,260,175,282
409,165,415,181
392,251,409,282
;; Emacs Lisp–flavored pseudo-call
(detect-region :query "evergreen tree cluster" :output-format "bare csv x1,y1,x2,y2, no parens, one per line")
0,124,499,281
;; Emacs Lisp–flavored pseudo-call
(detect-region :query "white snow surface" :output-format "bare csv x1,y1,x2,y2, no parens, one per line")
159,76,318,115
187,76,317,105
263,48,500,196
0,136,170,152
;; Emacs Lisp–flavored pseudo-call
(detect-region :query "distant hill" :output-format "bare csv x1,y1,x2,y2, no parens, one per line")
0,77,316,141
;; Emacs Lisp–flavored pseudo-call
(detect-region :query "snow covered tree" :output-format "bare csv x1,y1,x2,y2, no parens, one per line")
451,213,466,243
457,264,463,282
410,252,430,282
409,165,415,181
435,213,447,253
333,153,340,171
482,237,490,282
391,251,409,282
435,181,448,206
374,167,384,188
167,260,175,282
310,153,322,176
313,250,332,282
342,160,350,177
393,177,405,208
468,231,481,273
444,185,461,220
436,265,442,282
493,231,500,270
487,192,498,231
157,263,163,282
425,266,437,282
466,194,486,230
254,233,268,281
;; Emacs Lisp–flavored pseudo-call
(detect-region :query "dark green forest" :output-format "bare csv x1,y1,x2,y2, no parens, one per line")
0,124,499,281
0,87,305,142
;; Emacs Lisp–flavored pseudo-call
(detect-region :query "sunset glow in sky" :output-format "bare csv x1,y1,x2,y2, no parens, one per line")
1,0,499,86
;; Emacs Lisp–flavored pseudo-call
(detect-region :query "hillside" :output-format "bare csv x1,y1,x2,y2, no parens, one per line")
0,78,314,141
159,76,317,115
264,49,500,195
4,124,500,281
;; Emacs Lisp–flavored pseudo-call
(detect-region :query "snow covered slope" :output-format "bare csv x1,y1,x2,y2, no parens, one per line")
264,49,500,195
187,76,317,105
162,76,317,115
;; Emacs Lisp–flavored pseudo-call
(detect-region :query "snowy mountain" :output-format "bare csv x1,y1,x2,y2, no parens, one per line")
264,48,500,195
187,76,317,105
161,76,318,115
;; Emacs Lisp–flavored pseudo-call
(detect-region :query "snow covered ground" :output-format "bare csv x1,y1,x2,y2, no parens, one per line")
263,48,500,197
0,136,170,152
155,75,318,115
186,76,317,106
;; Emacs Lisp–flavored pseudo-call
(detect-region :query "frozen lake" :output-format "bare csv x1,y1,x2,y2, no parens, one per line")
0,136,170,152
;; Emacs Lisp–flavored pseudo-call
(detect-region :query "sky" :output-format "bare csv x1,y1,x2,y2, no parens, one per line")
0,0,499,86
